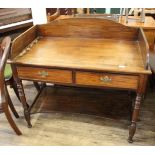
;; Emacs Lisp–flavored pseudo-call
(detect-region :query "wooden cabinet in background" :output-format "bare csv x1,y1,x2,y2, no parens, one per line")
0,8,33,33
119,16,155,52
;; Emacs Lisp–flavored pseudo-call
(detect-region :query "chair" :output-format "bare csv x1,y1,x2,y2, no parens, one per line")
47,8,77,22
47,8,60,22
120,8,145,23
0,36,22,135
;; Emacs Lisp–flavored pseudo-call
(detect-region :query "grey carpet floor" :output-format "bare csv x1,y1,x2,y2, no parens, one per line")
0,81,155,146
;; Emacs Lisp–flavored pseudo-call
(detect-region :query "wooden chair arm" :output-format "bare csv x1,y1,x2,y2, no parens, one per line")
47,9,60,22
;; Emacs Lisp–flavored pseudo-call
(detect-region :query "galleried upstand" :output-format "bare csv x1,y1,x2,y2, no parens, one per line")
9,18,151,143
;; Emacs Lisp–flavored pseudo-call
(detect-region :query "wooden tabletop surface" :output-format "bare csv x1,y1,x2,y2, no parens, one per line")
13,37,149,74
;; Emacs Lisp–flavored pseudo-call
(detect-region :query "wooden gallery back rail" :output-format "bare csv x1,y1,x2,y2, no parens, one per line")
9,18,151,143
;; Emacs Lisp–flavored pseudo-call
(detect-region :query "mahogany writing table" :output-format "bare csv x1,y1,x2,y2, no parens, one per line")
9,18,151,143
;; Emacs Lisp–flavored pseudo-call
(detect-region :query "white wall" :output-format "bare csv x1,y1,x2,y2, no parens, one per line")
31,8,47,25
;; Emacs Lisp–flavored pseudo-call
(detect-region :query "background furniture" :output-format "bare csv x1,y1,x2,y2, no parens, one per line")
47,9,60,22
120,8,145,23
50,13,155,52
10,18,151,142
119,16,155,52
0,8,40,94
0,8,33,33
46,8,74,16
0,36,21,135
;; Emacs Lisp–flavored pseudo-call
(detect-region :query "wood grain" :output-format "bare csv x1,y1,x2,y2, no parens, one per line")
12,37,150,74
55,16,155,51
0,8,32,26
11,26,37,59
37,18,139,40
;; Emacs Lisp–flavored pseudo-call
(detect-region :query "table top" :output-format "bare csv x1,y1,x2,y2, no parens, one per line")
13,37,149,74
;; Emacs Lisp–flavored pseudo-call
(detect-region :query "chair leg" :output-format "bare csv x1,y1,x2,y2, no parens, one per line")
5,87,19,118
2,101,22,135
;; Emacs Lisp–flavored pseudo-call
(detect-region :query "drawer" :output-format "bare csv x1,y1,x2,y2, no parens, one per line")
17,67,72,83
76,71,138,89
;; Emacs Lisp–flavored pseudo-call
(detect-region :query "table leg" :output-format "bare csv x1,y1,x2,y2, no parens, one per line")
16,80,32,128
128,93,142,143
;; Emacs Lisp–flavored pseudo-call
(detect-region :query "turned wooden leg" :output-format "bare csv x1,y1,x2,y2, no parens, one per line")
16,81,32,128
2,99,22,135
12,65,32,128
128,93,142,143
128,91,135,121
5,85,19,118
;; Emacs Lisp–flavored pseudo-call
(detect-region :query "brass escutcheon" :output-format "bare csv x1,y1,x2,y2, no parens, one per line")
100,76,112,83
38,71,48,77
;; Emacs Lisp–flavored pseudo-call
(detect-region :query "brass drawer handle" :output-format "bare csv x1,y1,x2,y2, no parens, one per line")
38,71,48,77
100,76,112,83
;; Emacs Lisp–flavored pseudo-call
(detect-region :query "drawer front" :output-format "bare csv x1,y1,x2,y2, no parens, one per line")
76,71,138,89
17,67,72,83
